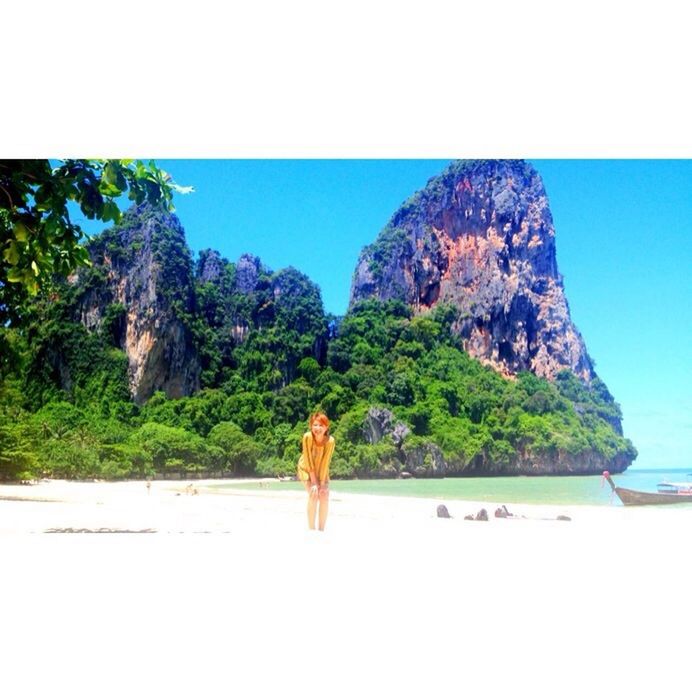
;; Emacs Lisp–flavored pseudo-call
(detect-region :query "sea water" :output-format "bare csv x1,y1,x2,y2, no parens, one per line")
220,468,692,506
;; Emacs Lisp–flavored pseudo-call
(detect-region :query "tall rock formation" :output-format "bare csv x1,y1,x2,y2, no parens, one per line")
350,160,593,382
195,251,329,386
78,204,201,403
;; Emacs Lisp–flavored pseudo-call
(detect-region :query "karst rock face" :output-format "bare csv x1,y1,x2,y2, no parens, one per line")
350,159,594,382
78,203,201,403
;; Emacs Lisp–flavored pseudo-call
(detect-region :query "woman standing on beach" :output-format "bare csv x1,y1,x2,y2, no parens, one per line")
297,412,336,531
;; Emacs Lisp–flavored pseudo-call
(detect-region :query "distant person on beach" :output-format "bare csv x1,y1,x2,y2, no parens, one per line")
297,412,336,531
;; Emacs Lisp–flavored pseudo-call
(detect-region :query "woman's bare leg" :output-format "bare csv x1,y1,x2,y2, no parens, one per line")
318,485,329,531
305,482,317,529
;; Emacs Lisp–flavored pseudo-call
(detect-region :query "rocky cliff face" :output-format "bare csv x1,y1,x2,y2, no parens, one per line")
361,406,631,478
350,160,594,382
78,204,201,403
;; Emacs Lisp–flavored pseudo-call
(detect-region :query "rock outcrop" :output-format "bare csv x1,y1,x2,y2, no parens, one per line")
78,204,201,403
234,253,263,294
196,249,224,284
360,405,632,477
362,406,410,445
194,251,329,386
350,160,594,382
361,407,448,477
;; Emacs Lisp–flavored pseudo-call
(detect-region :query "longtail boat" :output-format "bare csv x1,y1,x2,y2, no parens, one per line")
602,471,692,506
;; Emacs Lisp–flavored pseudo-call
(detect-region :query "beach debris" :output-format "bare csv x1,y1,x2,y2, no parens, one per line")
436,504,451,518
463,508,489,521
45,528,158,533
494,505,513,518
556,515,572,521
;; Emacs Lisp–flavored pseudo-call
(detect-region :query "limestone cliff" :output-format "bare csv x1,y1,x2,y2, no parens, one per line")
195,251,329,386
78,204,201,403
350,160,594,382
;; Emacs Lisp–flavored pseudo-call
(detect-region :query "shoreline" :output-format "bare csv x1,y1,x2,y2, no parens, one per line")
3,477,689,691
0,476,687,535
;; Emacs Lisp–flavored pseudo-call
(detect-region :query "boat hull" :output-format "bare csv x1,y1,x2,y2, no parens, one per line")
615,487,692,506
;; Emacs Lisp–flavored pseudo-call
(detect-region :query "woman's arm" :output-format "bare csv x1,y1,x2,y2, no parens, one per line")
303,434,318,487
319,437,336,484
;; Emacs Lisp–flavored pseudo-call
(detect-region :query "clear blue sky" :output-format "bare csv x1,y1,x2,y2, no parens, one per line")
76,160,692,470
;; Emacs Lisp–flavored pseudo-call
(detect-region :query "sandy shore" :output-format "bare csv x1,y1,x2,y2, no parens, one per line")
2,475,687,533
2,478,690,691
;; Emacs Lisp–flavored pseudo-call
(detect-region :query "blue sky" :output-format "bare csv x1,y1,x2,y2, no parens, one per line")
532,160,692,472
76,159,691,470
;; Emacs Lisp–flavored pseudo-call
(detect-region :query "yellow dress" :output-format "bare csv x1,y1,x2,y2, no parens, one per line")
297,432,336,484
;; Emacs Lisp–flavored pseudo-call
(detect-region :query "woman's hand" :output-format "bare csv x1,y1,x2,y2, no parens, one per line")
310,484,319,496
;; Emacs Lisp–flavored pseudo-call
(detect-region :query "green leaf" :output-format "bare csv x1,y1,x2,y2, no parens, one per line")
31,260,40,276
44,214,61,235
99,180,122,197
73,245,92,264
6,267,23,282
103,161,119,186
13,222,29,242
101,201,121,223
3,241,21,265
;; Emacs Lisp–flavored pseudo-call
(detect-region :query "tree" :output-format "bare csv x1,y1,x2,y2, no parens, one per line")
0,159,192,325
207,422,261,475
130,422,221,475
0,418,39,481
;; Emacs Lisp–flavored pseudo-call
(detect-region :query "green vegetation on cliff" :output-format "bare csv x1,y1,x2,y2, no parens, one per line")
0,184,637,481
1,252,635,480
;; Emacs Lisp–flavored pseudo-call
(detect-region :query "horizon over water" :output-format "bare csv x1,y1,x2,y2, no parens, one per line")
220,467,692,507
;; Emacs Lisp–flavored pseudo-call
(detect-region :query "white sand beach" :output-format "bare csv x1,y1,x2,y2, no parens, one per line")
2,479,690,691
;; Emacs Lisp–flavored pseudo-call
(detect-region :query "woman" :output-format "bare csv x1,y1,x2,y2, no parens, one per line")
297,412,336,531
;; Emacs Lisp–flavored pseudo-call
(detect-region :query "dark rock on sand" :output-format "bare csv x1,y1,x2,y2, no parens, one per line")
436,504,451,518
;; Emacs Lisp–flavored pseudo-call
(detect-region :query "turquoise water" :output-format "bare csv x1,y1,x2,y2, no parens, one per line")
216,468,692,506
